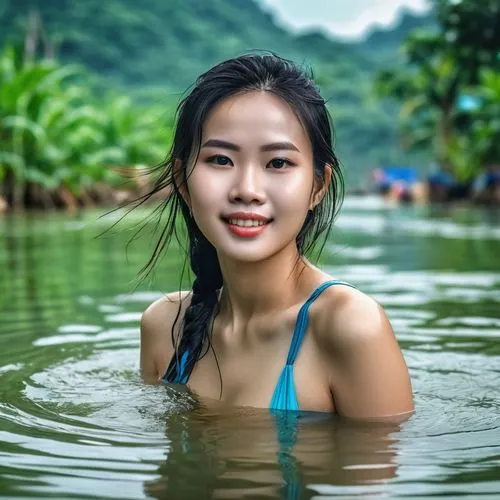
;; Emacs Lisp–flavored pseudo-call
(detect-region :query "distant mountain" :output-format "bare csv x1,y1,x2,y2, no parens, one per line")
0,0,370,89
356,8,436,64
0,0,435,181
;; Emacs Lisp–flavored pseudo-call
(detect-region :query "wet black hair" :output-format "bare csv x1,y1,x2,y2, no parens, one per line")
137,52,344,386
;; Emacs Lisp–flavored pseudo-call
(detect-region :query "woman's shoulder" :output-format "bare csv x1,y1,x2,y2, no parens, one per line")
140,291,192,383
141,290,193,331
310,281,414,420
310,281,391,350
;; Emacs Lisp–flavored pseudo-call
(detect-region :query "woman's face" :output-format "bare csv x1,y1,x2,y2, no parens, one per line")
185,90,318,263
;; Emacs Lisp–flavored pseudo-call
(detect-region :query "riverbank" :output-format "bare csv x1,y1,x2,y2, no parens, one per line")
368,168,500,207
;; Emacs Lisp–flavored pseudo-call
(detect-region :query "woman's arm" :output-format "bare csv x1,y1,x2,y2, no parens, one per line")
140,291,191,384
318,287,414,422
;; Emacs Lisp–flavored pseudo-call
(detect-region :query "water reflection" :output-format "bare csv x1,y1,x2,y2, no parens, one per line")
145,392,402,499
1,202,499,499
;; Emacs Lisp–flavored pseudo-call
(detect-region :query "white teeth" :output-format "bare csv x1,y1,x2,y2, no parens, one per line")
228,218,266,227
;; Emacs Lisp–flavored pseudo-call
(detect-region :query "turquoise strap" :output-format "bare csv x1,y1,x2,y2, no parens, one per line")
270,364,299,411
286,280,348,365
175,350,190,384
168,280,354,413
270,280,353,411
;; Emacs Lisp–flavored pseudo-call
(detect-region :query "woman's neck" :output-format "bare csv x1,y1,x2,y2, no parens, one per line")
217,244,314,329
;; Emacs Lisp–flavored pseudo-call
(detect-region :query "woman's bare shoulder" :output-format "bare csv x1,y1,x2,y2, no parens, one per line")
311,284,414,421
141,291,192,335
140,291,192,383
313,283,379,338
310,282,397,359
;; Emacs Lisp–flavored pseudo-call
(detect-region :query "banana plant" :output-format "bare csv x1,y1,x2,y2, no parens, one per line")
0,44,174,209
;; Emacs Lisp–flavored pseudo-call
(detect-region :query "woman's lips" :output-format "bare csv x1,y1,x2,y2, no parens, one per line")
221,213,272,238
222,212,271,223
225,221,269,237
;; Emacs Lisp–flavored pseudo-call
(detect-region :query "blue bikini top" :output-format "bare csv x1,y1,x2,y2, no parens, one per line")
163,280,352,411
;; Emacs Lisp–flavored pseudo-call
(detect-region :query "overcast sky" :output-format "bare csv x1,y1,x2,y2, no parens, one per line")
259,0,431,39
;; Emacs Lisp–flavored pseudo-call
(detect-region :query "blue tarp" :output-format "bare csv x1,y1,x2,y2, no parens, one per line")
377,166,418,186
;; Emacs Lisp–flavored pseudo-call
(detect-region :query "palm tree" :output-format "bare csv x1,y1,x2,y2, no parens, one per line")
375,33,464,174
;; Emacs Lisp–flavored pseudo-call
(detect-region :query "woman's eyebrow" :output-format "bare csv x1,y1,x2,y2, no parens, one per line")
201,139,239,151
201,139,300,152
262,141,300,152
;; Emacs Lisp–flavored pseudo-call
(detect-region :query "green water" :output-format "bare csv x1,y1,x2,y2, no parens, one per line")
1,197,499,499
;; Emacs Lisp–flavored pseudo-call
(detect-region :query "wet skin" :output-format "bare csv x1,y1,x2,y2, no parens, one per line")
140,90,414,421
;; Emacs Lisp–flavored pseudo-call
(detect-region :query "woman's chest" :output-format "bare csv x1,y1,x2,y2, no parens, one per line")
186,324,334,412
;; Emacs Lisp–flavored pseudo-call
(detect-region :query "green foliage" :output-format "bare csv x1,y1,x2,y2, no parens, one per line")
0,0,437,182
356,9,437,65
375,0,499,181
0,44,172,207
375,44,462,160
434,0,500,84
467,70,500,167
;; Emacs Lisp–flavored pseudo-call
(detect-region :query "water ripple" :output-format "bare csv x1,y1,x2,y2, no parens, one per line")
1,204,499,498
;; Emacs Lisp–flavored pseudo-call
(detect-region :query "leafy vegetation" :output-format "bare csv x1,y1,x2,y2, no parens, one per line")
0,44,173,209
0,0,371,89
355,8,437,65
0,0,434,192
0,0,497,209
375,0,499,184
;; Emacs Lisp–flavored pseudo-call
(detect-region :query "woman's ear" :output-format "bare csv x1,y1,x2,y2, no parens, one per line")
174,158,191,208
310,164,332,210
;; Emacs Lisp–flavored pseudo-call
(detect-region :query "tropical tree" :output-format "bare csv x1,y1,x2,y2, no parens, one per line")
374,0,499,184
1,46,110,207
434,0,499,85
374,34,461,170
0,44,172,210
467,70,500,168
99,94,173,167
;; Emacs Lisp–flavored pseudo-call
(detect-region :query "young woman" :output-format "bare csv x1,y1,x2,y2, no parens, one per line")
140,53,414,421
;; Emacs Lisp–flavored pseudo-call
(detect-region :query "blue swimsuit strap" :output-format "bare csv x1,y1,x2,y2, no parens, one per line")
269,279,353,411
170,280,353,398
286,280,350,365
172,350,189,384
168,280,352,500
272,280,352,498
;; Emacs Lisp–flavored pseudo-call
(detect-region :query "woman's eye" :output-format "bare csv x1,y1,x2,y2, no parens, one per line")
268,158,292,169
207,155,232,166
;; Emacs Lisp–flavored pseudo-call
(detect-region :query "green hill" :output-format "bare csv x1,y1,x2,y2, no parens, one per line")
356,8,437,64
0,0,435,184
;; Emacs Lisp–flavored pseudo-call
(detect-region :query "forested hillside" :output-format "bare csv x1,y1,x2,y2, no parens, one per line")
356,8,436,64
0,0,434,179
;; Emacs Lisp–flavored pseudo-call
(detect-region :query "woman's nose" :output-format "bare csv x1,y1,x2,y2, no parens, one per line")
229,165,266,205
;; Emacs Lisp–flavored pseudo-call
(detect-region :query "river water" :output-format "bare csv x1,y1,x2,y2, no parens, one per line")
1,197,499,499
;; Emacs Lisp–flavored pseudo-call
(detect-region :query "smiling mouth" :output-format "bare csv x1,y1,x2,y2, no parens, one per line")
220,214,273,226
220,215,273,237
224,218,269,227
